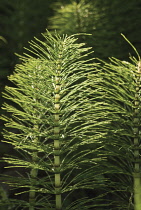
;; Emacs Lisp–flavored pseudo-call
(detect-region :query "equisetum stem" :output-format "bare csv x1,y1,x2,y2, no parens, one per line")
133,61,141,210
29,125,38,210
54,54,62,210
29,154,38,210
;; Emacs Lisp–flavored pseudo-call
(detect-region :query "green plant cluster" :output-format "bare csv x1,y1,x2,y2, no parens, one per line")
1,31,141,210
0,32,105,209
1,0,141,137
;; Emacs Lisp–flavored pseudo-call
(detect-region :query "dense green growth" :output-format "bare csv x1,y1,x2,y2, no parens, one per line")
1,31,141,209
1,31,107,209
90,57,141,210
1,0,141,131
1,0,141,209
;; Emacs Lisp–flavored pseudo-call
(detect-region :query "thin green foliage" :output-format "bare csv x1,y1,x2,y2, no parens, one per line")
1,30,141,209
1,31,106,209
89,55,141,209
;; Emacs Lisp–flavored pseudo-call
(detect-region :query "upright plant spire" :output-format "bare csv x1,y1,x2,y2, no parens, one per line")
133,60,141,210
89,55,140,209
1,31,105,209
53,43,62,210
121,34,141,210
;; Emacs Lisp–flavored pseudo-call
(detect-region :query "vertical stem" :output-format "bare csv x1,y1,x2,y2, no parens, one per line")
54,58,62,209
133,61,141,210
29,125,38,210
29,154,38,210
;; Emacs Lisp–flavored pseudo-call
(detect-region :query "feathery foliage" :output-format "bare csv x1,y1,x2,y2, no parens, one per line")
89,55,141,209
1,29,141,209
1,31,106,209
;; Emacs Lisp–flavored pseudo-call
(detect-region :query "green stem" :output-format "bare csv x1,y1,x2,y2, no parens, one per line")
29,126,39,210
54,61,62,209
29,163,38,210
133,61,141,210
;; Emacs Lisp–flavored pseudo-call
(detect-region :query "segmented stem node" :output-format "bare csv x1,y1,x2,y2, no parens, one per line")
133,60,141,210
54,56,62,209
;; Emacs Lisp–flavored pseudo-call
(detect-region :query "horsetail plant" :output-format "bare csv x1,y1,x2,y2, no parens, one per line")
0,31,106,209
89,51,141,209
2,30,141,209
